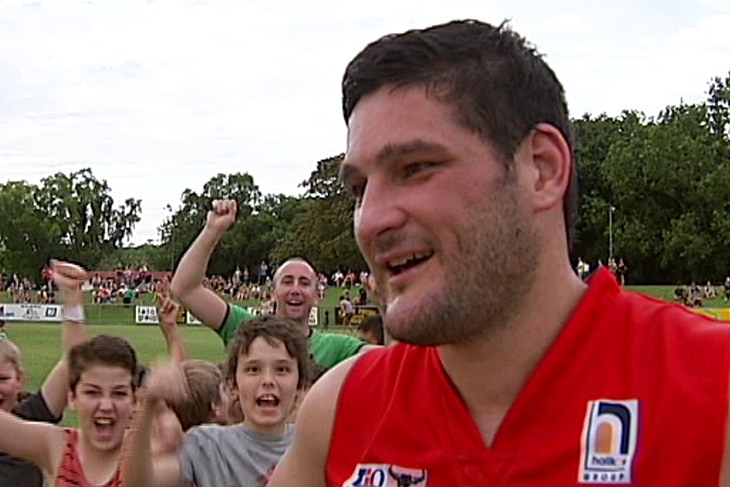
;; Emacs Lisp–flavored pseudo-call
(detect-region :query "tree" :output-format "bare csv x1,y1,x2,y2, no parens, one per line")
572,113,627,264
33,168,141,268
0,181,58,278
271,154,366,274
159,172,267,275
707,71,730,141
0,169,140,278
96,243,168,272
596,103,730,282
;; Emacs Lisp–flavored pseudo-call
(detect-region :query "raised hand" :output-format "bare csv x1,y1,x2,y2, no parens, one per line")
155,279,187,363
155,279,180,329
206,199,238,234
50,259,88,306
142,360,189,404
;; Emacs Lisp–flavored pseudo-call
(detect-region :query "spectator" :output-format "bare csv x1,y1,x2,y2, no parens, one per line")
0,332,137,487
171,199,378,373
258,261,269,285
339,295,354,328
0,259,88,487
124,315,310,487
616,258,627,286
357,314,385,346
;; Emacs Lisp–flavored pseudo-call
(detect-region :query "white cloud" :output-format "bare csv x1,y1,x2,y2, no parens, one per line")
1,0,728,245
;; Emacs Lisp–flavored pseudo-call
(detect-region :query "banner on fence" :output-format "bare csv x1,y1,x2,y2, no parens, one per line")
135,306,202,325
135,305,158,324
309,306,318,326
334,305,379,326
186,312,202,325
0,303,63,322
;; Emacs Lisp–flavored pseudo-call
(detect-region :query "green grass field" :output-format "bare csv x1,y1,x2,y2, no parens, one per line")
626,284,728,307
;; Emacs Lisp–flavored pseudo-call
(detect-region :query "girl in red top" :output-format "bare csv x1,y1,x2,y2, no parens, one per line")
0,332,138,487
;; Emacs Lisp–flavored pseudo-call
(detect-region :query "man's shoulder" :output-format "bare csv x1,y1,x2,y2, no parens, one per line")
618,286,728,326
310,329,360,342
332,344,434,414
343,343,428,379
227,302,255,317
607,288,730,360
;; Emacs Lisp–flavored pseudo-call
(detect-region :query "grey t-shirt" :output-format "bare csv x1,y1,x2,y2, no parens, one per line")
0,391,61,487
178,423,294,487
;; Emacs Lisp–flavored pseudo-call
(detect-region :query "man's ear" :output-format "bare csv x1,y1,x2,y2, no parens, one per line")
521,123,572,212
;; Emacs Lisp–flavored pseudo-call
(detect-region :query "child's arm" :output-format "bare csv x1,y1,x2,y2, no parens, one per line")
40,260,89,417
0,409,64,478
155,280,188,364
123,362,188,487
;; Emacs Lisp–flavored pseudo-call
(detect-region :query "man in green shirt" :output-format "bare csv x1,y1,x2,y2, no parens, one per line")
171,199,378,370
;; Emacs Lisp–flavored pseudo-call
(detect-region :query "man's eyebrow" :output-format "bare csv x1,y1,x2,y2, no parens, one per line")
340,139,449,182
375,139,449,164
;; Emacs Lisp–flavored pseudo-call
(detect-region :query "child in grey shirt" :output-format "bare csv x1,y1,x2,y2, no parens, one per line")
124,315,311,487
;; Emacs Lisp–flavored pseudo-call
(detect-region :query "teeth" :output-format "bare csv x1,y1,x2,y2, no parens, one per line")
388,251,431,268
95,419,113,425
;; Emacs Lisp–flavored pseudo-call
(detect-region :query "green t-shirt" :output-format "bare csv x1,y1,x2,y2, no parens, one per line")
219,304,365,369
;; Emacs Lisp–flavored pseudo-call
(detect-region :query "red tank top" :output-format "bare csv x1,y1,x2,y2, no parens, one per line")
55,428,123,487
326,268,730,486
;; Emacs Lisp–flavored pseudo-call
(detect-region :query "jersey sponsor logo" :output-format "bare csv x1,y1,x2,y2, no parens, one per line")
343,463,427,487
579,399,639,484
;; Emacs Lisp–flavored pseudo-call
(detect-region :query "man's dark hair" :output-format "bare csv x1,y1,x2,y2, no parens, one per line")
342,19,577,248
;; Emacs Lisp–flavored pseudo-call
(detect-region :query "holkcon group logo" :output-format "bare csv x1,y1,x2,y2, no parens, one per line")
579,399,639,484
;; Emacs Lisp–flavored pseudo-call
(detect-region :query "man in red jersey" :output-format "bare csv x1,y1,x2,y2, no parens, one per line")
269,19,730,487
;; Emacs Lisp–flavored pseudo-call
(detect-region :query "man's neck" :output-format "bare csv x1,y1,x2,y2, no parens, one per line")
438,267,587,446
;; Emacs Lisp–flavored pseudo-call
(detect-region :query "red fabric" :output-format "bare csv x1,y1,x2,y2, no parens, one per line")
55,429,123,487
326,267,730,486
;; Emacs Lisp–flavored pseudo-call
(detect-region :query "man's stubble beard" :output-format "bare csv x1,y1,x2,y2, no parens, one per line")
384,179,541,346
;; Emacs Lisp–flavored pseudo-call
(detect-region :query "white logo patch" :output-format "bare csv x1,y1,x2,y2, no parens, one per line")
579,399,639,484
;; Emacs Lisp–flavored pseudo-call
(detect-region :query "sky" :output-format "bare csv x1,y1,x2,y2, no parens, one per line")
1,0,729,246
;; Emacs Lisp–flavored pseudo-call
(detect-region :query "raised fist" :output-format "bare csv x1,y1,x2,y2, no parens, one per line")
144,360,189,403
206,199,238,233
50,259,88,291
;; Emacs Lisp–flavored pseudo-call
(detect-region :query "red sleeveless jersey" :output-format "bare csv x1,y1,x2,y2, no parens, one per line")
326,268,730,486
55,428,123,487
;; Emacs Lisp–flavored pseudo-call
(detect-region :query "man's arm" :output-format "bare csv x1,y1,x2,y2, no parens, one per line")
268,355,358,487
40,260,89,417
170,199,238,330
